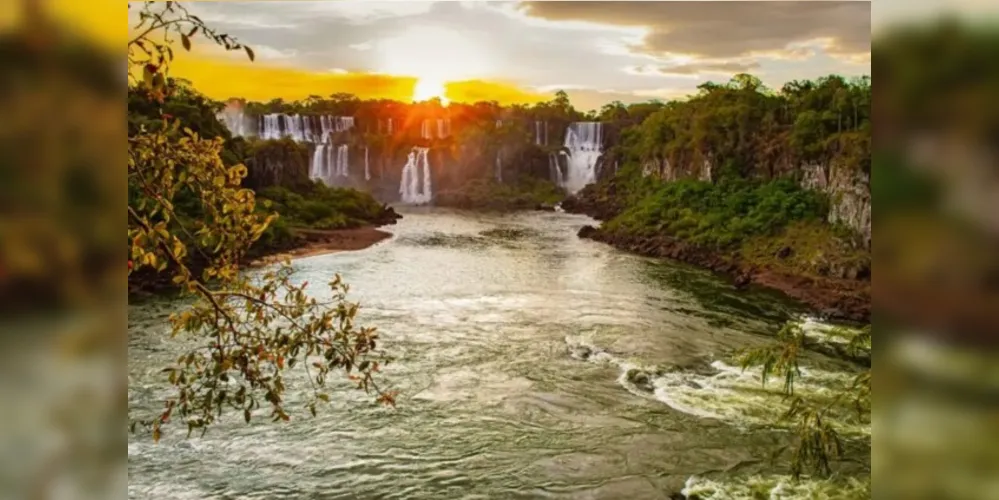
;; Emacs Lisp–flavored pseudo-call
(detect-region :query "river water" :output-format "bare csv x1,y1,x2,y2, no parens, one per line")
128,209,869,499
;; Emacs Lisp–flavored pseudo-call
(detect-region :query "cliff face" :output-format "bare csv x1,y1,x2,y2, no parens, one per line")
638,149,871,248
801,162,872,248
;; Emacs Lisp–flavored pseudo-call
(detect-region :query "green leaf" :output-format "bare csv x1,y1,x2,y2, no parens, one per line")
181,34,191,51
244,45,255,62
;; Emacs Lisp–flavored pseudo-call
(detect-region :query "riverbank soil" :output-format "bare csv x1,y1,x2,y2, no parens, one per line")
247,226,393,266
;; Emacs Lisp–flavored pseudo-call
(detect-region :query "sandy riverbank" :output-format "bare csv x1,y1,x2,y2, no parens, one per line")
248,226,393,267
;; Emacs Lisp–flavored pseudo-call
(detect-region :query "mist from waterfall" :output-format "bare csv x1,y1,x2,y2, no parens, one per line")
561,122,603,194
399,147,433,205
217,108,253,137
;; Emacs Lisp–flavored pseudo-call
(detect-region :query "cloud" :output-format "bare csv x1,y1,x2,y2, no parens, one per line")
626,60,762,77
518,1,871,61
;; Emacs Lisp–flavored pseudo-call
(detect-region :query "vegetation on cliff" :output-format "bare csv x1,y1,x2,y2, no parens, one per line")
434,177,564,211
569,73,872,290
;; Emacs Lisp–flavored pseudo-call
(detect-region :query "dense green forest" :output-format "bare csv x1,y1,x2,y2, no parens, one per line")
569,74,872,285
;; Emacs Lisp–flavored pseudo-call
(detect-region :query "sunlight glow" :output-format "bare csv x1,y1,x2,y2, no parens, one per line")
376,26,489,103
413,78,449,105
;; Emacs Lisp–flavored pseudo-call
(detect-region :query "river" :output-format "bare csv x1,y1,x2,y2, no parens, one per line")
128,208,869,499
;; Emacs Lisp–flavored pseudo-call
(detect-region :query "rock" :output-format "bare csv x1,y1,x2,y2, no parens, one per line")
625,368,654,392
684,380,703,390
776,246,793,259
577,225,598,239
535,203,556,212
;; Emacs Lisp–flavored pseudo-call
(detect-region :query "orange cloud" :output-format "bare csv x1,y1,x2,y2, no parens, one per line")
445,79,547,105
168,50,549,105
171,54,417,102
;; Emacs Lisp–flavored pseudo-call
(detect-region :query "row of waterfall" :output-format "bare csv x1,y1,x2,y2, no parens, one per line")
217,108,603,199
257,114,354,143
399,147,433,205
421,119,452,140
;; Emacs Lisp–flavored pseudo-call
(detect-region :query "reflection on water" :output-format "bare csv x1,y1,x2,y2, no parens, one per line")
128,208,867,499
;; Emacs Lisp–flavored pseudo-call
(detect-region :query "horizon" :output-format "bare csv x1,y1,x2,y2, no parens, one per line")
127,1,872,110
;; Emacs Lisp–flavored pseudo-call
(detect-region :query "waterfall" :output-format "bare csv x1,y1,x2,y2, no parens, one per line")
223,114,354,143
421,119,449,139
399,147,433,205
436,118,450,138
336,145,349,177
310,144,326,183
495,119,502,128
495,150,503,183
308,144,349,184
560,122,603,194
549,152,563,187
387,118,393,134
364,147,370,181
334,116,354,133
535,120,546,145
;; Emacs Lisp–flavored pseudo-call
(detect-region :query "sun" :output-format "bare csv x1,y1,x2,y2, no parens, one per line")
375,26,488,105
413,78,449,105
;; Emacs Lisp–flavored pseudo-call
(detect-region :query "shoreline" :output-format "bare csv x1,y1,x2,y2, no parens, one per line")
128,226,393,298
577,225,870,323
247,226,393,267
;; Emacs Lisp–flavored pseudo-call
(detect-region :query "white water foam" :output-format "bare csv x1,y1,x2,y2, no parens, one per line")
563,335,868,433
682,475,870,500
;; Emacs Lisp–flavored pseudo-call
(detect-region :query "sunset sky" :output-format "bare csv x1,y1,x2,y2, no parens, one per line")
120,1,878,109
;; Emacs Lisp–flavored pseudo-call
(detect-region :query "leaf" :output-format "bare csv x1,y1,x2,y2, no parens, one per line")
244,45,255,62
181,34,191,51
142,64,156,87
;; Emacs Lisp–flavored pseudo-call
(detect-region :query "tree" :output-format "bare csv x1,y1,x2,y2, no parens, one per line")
740,323,870,478
127,1,393,441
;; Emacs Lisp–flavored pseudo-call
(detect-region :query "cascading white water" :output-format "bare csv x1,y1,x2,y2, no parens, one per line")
549,152,563,187
561,122,603,194
308,144,350,184
364,147,370,181
336,145,349,177
387,118,393,134
399,147,433,204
